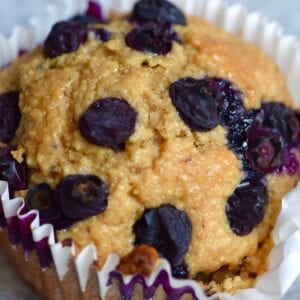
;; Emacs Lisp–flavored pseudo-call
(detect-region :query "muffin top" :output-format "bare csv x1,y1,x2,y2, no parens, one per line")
0,0,299,287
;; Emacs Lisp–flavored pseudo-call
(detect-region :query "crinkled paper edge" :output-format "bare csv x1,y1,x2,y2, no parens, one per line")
1,0,300,299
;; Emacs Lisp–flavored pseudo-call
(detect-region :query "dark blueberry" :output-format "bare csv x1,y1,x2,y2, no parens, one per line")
131,0,186,25
0,92,21,143
242,158,264,184
55,174,108,220
169,78,220,131
79,98,137,149
86,0,103,20
93,28,112,42
258,103,300,147
0,147,28,197
25,183,72,229
125,21,180,55
246,126,284,173
202,78,245,126
226,179,268,236
172,261,189,279
44,21,88,58
133,205,192,267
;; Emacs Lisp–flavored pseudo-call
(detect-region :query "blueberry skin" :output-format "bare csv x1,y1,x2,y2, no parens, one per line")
134,205,192,267
225,179,267,236
25,183,73,229
0,147,28,197
126,21,179,55
246,126,284,173
130,0,186,25
44,21,88,58
55,175,109,220
0,92,21,143
259,103,300,147
79,98,137,149
170,77,220,131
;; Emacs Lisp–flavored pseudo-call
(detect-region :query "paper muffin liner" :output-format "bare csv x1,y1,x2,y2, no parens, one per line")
1,0,300,299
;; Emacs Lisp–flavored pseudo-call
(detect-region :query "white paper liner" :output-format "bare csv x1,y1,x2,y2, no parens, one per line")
0,0,300,299
0,0,87,67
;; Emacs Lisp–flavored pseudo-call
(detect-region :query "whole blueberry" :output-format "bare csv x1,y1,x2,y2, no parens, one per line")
125,21,179,55
170,77,220,131
0,92,21,143
0,147,28,197
79,98,137,149
55,175,108,220
226,179,268,236
44,21,88,58
246,126,284,173
258,103,300,147
131,0,186,25
133,205,192,267
25,183,72,229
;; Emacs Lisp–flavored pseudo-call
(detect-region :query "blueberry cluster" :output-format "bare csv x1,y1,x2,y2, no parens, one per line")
25,175,109,229
44,1,111,59
133,205,192,278
126,0,185,55
170,77,300,236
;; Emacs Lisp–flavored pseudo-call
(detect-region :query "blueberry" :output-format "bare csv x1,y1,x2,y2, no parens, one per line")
204,78,245,126
131,0,186,25
55,175,108,220
133,205,192,267
0,92,21,143
246,126,284,173
258,103,300,147
25,183,73,229
170,78,220,131
225,179,268,236
172,261,189,279
0,147,28,198
44,21,87,58
125,21,180,55
79,98,137,149
93,28,112,42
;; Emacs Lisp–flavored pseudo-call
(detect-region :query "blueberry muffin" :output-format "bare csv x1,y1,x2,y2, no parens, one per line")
0,0,299,298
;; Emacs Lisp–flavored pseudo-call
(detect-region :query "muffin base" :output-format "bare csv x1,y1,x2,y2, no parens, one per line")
0,230,195,300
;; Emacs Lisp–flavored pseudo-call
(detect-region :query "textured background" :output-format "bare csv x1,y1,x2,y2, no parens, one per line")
0,0,299,299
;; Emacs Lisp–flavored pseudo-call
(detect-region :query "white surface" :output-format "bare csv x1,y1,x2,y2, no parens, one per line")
0,1,300,299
